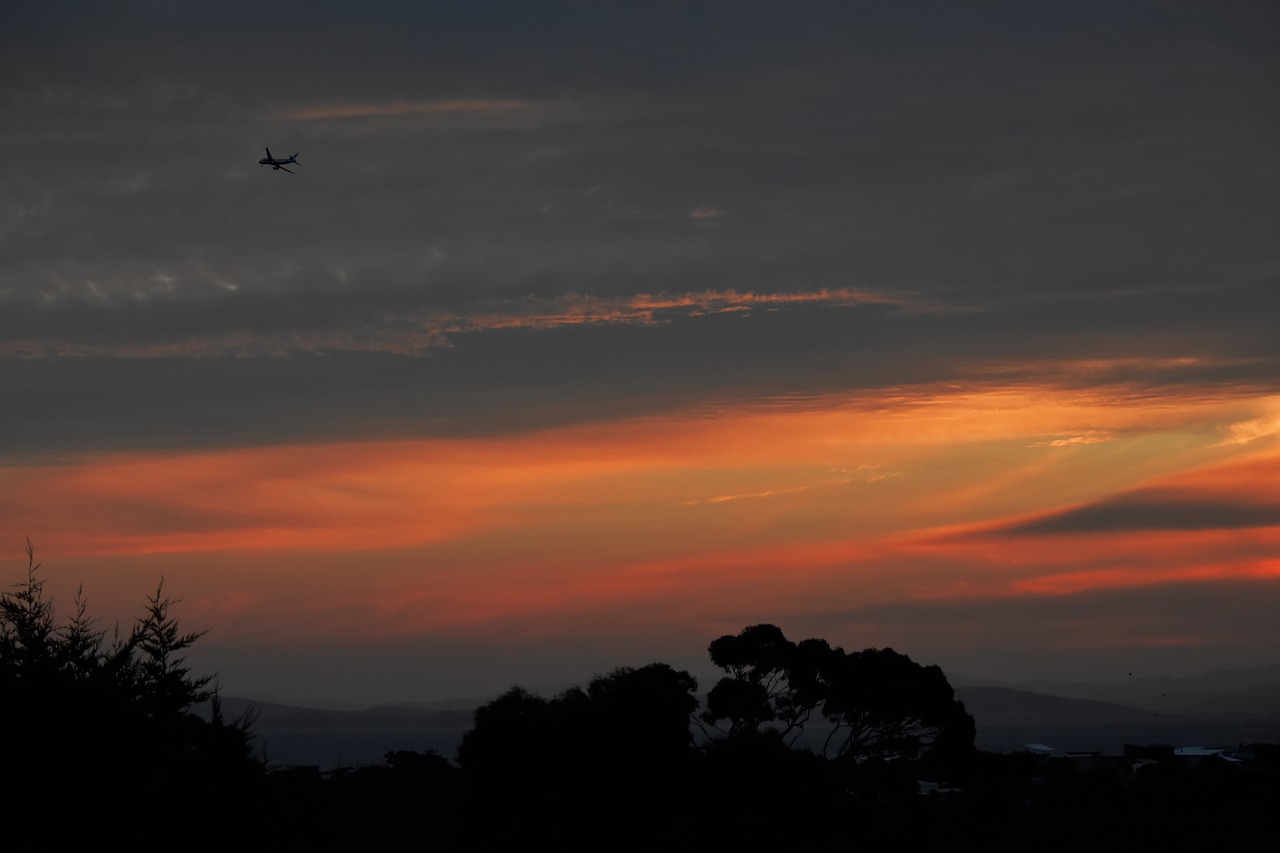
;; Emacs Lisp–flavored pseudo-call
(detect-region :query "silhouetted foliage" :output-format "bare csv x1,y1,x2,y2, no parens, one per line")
132,579,214,717
458,663,700,844
584,662,699,765
0,543,261,825
459,663,699,780
703,623,975,772
703,623,829,740
456,685,555,782
698,727,847,849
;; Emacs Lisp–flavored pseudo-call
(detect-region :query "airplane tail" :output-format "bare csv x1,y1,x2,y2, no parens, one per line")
292,153,300,163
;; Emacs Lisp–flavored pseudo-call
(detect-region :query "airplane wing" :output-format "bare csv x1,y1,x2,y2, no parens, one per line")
264,147,273,160
277,165,294,174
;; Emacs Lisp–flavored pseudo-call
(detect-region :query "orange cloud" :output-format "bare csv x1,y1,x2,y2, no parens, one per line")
8,385,1280,646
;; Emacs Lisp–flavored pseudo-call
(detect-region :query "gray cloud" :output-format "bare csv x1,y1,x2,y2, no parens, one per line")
2,1,1278,455
5,282,1280,457
1000,489,1280,535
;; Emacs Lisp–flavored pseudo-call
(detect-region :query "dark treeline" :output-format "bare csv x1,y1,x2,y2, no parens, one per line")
0,545,260,835
4,553,1278,849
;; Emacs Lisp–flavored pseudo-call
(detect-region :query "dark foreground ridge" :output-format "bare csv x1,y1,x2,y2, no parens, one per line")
4,553,1278,849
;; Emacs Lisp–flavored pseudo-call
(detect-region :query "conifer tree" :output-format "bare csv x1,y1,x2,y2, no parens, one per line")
0,542,261,817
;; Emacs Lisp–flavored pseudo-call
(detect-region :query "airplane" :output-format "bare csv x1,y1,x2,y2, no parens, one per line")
259,148,299,173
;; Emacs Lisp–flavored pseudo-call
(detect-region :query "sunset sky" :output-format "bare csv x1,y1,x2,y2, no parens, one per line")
3,1,1279,707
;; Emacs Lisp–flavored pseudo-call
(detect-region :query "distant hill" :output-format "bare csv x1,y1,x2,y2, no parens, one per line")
214,662,1280,767
1008,663,1280,716
955,668,1280,753
956,685,1153,724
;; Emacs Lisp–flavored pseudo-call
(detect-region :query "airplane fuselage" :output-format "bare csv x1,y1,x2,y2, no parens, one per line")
259,149,299,171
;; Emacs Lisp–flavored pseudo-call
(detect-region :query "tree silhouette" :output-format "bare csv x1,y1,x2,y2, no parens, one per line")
702,624,974,769
459,664,699,781
456,685,556,783
702,623,828,740
458,663,700,843
131,579,214,719
817,645,974,768
0,543,260,823
585,663,699,764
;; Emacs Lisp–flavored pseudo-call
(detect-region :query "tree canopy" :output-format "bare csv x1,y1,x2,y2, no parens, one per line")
0,543,260,820
456,662,700,842
458,662,698,780
702,623,975,768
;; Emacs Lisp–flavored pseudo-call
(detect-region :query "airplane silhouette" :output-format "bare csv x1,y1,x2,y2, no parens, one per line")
259,148,299,173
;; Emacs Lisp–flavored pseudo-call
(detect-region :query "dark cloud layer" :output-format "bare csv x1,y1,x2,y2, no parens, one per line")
1002,489,1280,535
2,2,1278,445
6,288,1280,458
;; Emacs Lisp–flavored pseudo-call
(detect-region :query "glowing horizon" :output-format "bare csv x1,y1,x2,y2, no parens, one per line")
10,381,1278,660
